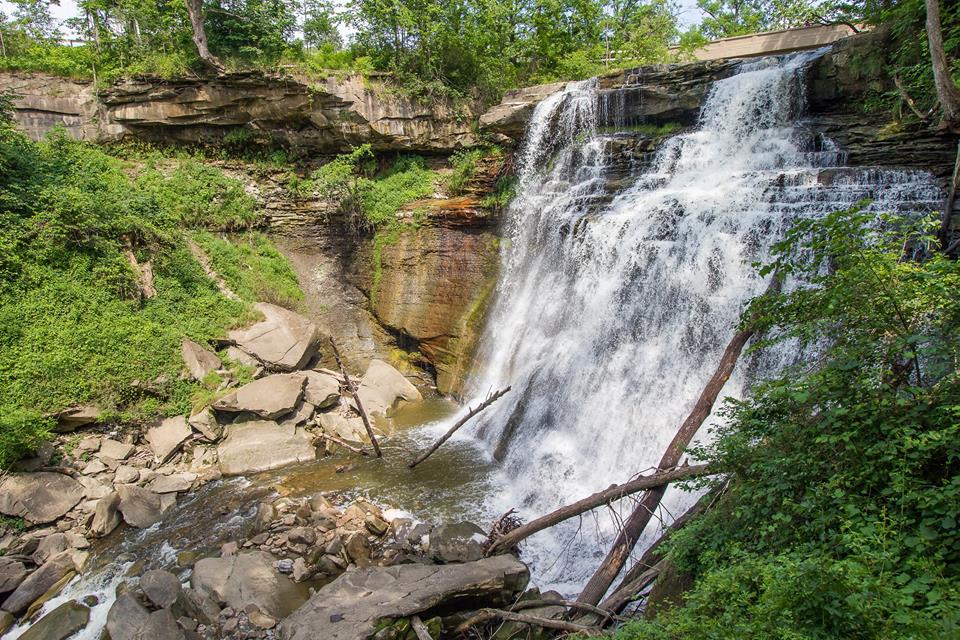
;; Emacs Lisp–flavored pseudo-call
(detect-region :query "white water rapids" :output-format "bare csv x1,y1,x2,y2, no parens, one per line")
456,51,942,594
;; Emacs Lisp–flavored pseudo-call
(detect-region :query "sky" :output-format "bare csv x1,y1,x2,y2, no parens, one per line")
1,0,706,41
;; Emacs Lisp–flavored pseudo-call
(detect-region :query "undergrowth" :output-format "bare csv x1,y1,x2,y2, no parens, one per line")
0,97,301,467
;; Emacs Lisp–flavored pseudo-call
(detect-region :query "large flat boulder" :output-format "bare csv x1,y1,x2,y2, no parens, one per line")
0,472,84,524
146,416,192,463
181,338,222,381
192,551,306,619
228,303,319,371
212,374,306,420
355,360,422,417
19,600,89,640
216,421,315,475
279,555,530,640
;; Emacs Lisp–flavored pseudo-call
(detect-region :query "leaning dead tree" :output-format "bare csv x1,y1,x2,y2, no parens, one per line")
408,387,511,468
484,463,712,555
575,275,781,606
329,337,382,458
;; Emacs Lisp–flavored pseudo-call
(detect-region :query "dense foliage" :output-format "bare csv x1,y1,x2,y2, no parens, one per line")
614,206,960,639
0,97,301,467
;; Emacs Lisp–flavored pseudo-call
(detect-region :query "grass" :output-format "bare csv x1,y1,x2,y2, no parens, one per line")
190,231,304,310
444,146,502,195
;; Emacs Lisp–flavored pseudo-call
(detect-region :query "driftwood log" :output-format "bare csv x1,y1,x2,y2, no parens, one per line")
408,387,511,469
410,615,433,640
484,463,712,555
575,275,781,606
329,337,382,458
314,431,370,456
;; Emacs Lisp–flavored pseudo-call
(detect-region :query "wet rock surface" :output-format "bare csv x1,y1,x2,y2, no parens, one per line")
280,555,530,640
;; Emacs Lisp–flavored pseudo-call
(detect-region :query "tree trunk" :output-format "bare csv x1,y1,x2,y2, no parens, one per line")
484,463,712,555
926,0,960,130
576,276,780,606
184,0,224,73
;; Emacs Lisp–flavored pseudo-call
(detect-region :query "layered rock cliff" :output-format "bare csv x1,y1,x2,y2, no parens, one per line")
4,28,955,398
0,71,476,153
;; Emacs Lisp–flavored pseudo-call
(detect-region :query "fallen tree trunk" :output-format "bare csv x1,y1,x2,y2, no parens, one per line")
599,491,718,615
485,463,712,555
576,276,780,606
455,608,600,636
409,387,510,469
329,338,382,458
314,432,370,456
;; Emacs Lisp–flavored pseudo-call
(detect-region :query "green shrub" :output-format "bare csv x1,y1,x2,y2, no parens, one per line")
310,146,436,230
445,146,501,196
0,112,300,467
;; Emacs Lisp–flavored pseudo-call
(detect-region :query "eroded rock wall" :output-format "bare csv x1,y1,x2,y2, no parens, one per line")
0,70,476,153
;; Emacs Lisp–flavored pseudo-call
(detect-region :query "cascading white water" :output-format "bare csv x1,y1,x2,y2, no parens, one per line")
461,51,942,593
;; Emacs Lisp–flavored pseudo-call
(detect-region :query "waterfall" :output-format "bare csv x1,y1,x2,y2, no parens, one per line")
463,51,942,594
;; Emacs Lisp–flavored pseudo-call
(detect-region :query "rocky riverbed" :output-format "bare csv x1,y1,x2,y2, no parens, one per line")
0,289,538,640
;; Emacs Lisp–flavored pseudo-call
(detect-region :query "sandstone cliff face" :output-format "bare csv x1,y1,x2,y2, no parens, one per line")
0,71,476,153
372,198,499,396
218,157,504,396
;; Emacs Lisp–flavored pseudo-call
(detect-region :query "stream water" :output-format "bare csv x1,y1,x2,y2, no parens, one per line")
5,49,946,638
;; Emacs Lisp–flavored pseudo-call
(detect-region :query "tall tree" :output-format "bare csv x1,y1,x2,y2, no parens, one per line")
184,0,224,71
924,0,960,129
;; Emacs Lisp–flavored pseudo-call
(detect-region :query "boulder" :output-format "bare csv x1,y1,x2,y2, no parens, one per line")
191,551,306,619
33,533,69,564
181,338,221,381
146,473,196,494
429,522,487,563
79,476,112,500
140,569,182,609
225,345,260,367
318,413,368,443
116,485,170,528
146,416,192,463
52,404,101,433
355,360,422,417
216,421,315,475
188,408,222,441
279,555,530,640
0,557,27,595
19,600,89,640
212,374,306,420
105,592,184,640
303,370,341,409
90,492,122,537
227,303,319,371
98,439,135,461
114,465,140,484
1,551,76,615
81,459,108,475
0,472,84,524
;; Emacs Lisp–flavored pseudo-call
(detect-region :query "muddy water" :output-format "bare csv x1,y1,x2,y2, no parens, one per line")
5,397,500,639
